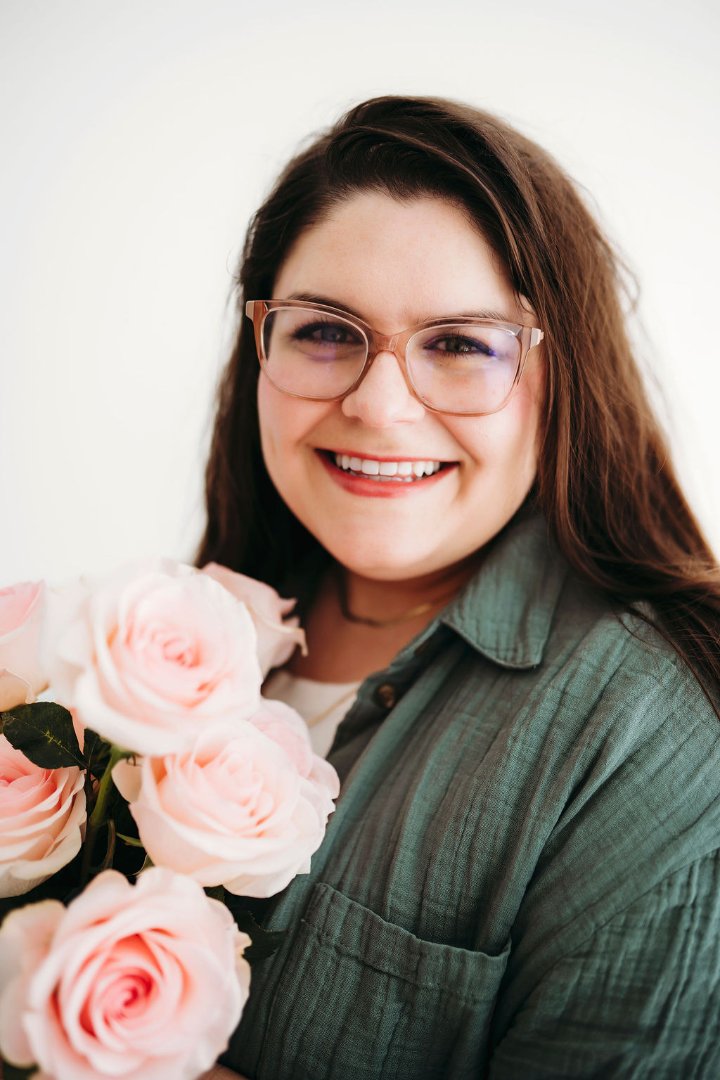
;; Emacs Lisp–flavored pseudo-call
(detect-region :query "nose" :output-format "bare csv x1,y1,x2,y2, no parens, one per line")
340,350,426,427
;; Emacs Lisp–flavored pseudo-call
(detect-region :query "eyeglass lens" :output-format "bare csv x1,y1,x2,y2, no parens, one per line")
261,306,522,414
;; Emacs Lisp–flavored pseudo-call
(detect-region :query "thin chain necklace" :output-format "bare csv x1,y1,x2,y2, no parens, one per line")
335,569,458,629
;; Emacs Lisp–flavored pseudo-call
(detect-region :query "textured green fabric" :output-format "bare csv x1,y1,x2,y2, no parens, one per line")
225,511,720,1079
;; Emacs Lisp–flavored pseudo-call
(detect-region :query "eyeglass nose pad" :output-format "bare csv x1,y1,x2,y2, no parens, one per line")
341,328,402,398
364,330,402,369
361,336,408,389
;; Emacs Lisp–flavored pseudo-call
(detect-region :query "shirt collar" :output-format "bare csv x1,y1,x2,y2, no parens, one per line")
441,510,569,670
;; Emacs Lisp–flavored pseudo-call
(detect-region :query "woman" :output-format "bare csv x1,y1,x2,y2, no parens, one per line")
199,96,720,1078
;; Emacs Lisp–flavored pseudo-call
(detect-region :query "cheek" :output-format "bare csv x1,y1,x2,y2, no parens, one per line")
494,359,545,476
257,379,299,517
256,376,330,493
257,377,304,485
257,377,282,464
510,383,544,464
520,358,547,468
448,365,545,484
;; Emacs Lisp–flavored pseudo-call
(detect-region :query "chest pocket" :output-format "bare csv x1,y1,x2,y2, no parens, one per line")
255,882,510,1080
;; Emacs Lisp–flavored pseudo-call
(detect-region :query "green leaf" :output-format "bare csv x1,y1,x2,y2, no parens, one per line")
116,833,145,848
1,702,85,769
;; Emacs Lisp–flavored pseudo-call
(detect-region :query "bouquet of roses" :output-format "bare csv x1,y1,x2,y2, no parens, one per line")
0,560,339,1080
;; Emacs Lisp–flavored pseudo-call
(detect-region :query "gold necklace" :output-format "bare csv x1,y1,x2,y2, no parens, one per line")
336,570,458,629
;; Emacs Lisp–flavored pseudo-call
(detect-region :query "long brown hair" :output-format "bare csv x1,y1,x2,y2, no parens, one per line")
197,95,720,700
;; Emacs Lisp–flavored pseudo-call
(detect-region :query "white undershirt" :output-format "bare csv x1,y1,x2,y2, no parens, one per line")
263,669,360,758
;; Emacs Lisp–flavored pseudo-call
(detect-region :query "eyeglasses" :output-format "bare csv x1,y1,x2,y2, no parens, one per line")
245,299,544,416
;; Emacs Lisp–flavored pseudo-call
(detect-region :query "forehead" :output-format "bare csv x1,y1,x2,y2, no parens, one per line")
272,191,526,329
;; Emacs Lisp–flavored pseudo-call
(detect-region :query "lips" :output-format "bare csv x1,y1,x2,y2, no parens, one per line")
317,449,456,494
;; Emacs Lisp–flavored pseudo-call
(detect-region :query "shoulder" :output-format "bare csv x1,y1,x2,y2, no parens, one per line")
447,509,718,755
539,580,720,866
488,566,720,970
443,517,720,912
546,568,718,752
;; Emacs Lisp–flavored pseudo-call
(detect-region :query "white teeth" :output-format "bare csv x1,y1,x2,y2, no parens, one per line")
333,454,442,481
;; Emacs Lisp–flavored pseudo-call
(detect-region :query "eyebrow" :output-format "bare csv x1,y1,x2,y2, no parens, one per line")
286,291,515,324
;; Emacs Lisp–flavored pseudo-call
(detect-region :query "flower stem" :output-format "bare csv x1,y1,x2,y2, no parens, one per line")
89,746,126,828
80,745,127,885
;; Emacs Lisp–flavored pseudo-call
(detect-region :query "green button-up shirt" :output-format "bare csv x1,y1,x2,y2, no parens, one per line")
225,511,720,1079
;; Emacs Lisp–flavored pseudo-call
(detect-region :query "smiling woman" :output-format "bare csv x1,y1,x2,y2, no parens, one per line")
197,96,720,1078
256,194,544,593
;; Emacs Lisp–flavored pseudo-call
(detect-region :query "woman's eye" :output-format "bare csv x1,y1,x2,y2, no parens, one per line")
427,334,496,357
293,321,361,346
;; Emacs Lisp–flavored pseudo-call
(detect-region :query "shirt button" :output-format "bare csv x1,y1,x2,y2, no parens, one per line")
375,684,396,709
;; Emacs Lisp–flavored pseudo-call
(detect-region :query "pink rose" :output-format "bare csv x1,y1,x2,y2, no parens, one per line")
0,734,86,898
113,711,339,898
0,580,48,710
0,868,251,1080
248,698,340,822
47,559,263,756
248,697,316,774
202,563,306,675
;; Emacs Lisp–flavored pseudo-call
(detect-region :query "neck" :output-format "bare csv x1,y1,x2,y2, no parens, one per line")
338,559,478,628
287,557,481,684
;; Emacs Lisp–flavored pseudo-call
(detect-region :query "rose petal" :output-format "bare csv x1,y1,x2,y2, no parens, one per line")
0,669,35,710
0,736,86,899
0,581,48,702
47,559,264,756
203,563,306,675
4,869,250,1080
125,725,338,898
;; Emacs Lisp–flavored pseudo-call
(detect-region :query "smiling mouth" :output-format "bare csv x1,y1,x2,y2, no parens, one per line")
320,451,455,483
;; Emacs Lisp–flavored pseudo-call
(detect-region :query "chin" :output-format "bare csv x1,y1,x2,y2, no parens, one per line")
320,536,452,582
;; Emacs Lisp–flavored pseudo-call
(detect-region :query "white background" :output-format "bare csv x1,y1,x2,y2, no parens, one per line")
1,0,718,583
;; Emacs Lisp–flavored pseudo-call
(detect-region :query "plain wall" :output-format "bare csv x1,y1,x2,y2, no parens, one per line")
1,0,718,583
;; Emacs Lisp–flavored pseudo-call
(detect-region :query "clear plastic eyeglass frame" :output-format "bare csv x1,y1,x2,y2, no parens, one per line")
245,298,544,417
